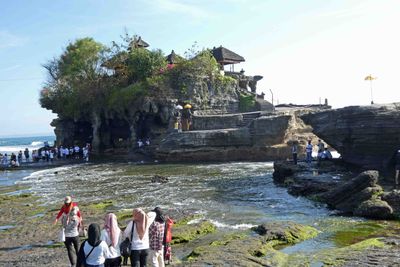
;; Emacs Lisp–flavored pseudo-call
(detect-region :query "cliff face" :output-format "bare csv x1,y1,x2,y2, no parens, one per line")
301,103,400,173
51,73,261,154
155,109,325,162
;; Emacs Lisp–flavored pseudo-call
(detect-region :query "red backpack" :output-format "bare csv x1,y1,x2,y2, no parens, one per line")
164,218,174,264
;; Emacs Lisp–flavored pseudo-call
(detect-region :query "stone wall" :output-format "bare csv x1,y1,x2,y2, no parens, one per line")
192,114,243,130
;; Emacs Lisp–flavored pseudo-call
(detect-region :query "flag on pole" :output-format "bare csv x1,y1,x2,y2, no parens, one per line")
364,75,377,81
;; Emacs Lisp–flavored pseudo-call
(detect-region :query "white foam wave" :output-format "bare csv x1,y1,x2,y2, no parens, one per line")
30,141,44,146
209,220,256,229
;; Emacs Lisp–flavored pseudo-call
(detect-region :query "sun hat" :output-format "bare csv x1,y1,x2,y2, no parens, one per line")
64,196,72,204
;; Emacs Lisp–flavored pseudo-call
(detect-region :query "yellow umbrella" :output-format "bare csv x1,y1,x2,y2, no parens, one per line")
184,104,192,108
364,74,377,104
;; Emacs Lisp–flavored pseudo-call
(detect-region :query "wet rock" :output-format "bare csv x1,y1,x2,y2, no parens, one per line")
185,221,318,267
252,221,319,243
381,189,400,217
322,171,381,212
171,220,216,244
151,175,169,183
354,199,393,219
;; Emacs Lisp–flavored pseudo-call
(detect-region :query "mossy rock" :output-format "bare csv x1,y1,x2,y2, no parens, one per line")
184,222,318,267
252,221,319,244
171,220,216,244
84,200,114,211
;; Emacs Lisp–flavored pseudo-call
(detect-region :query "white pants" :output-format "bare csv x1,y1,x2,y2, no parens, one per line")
150,248,164,267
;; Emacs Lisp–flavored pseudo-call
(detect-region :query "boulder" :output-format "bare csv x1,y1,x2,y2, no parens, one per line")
322,171,381,213
381,190,400,217
354,198,393,219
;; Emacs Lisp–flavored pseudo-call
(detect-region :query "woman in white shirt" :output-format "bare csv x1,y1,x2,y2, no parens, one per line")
77,223,111,267
124,208,156,267
101,213,122,267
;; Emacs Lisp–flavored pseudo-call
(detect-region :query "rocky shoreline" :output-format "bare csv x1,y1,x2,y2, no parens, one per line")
273,160,400,220
1,161,400,266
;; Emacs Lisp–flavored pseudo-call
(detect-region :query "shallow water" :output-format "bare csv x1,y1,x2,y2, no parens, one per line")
11,161,379,259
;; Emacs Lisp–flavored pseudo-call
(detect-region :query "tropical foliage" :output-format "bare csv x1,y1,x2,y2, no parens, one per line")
40,35,239,119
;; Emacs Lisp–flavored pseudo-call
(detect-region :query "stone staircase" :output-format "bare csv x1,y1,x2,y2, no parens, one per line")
240,111,262,127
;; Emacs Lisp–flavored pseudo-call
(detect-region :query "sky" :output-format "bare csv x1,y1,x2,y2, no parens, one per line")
1,0,399,137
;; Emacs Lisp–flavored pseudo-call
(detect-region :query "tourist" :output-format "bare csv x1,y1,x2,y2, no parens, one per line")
124,208,156,267
77,223,111,267
24,148,30,162
2,153,8,166
74,145,80,159
321,147,333,160
305,140,313,164
181,104,192,131
305,140,313,165
317,140,325,154
49,149,54,163
149,207,165,267
101,213,122,267
17,151,23,164
83,147,89,162
10,153,17,166
291,143,298,165
54,196,82,225
145,138,150,146
41,149,46,161
63,206,81,267
395,149,400,186
137,139,144,148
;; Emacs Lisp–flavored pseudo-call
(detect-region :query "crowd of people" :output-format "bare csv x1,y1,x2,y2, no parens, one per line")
54,196,173,267
0,144,91,168
291,139,334,166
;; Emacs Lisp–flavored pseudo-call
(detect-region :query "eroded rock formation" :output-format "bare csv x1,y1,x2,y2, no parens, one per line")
301,103,400,174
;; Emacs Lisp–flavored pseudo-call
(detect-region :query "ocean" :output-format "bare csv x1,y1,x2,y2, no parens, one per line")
0,135,55,154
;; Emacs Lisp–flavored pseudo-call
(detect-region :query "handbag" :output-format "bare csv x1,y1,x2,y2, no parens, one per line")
79,222,87,237
120,221,134,257
58,228,65,242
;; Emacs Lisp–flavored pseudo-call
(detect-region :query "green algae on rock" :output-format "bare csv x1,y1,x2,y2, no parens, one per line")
183,222,319,267
171,220,216,244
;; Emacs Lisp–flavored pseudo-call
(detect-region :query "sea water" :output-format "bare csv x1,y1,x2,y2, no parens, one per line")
7,161,371,261
0,135,55,154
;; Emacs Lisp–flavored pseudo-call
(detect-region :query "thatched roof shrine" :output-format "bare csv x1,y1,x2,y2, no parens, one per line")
211,46,245,65
166,50,184,64
128,36,150,50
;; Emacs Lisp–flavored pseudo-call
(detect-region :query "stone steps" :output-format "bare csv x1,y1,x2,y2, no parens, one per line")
239,111,262,127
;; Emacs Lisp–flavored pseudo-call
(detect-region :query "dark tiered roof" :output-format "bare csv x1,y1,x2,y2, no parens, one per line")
211,46,245,65
128,36,149,50
166,50,184,64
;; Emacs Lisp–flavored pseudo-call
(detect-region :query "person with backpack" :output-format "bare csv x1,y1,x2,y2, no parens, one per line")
101,213,123,267
124,208,156,267
63,206,81,267
149,207,165,267
77,223,111,267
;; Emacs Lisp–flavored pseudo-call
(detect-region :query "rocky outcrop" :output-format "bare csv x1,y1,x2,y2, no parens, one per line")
301,103,400,174
321,171,394,219
155,114,296,162
273,161,398,220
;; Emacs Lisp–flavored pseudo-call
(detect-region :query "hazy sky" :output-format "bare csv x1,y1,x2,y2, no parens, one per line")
1,0,399,136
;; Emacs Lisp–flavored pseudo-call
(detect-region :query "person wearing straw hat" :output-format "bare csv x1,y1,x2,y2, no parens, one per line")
181,104,192,131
